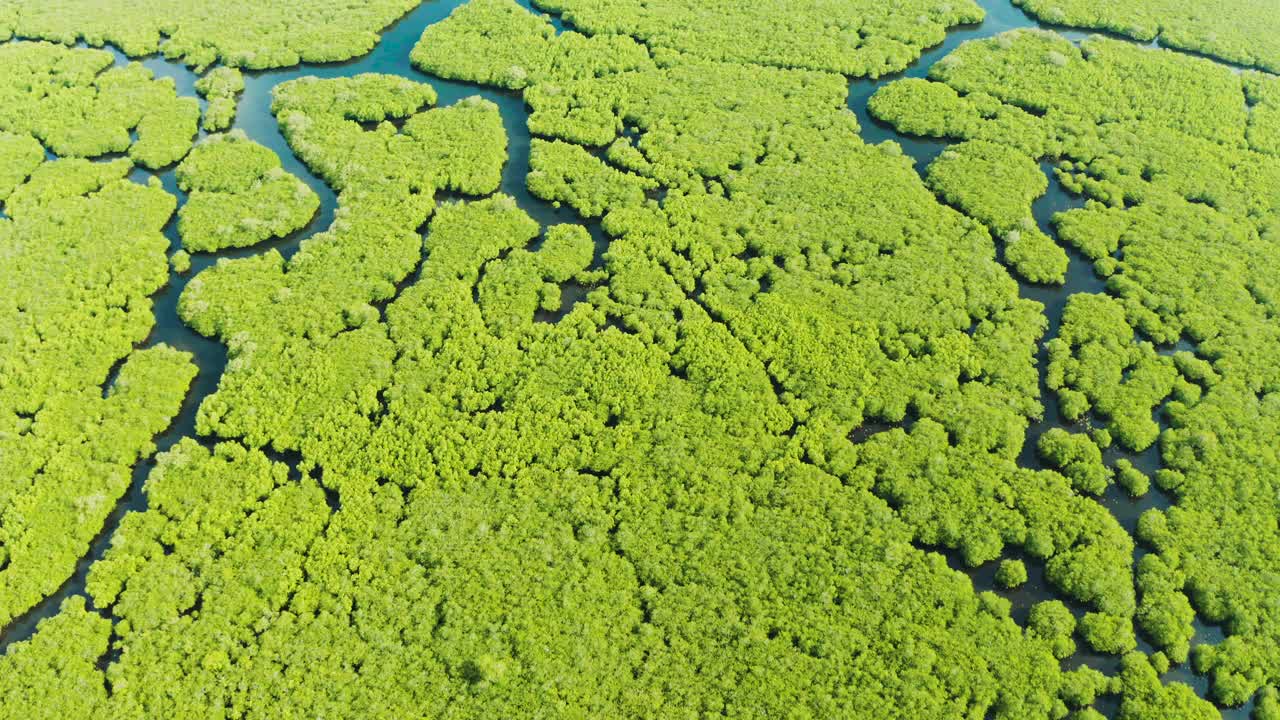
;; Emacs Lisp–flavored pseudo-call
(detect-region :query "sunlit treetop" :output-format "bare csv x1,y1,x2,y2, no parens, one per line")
873,27,1280,708
175,131,319,252
527,0,985,77
195,66,244,132
0,0,421,70
0,41,198,168
1012,0,1280,73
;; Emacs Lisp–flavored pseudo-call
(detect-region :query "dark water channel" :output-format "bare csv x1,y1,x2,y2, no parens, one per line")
0,0,598,654
845,2,1250,716
0,0,1256,716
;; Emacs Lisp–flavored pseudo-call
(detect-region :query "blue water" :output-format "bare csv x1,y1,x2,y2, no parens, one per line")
0,0,1256,716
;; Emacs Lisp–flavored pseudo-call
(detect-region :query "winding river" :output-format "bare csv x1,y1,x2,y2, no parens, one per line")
0,1,1255,716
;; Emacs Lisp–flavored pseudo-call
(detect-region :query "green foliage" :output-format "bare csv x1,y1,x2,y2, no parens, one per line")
202,96,235,133
3,6,1125,712
1060,665,1111,709
868,78,1051,156
1135,553,1196,664
530,0,985,77
1115,652,1219,719
1,0,421,70
7,0,1280,715
415,0,852,188
178,77,508,451
0,42,198,168
1048,294,1176,451
1114,458,1150,497
1091,427,1112,449
273,73,439,128
402,96,509,195
195,66,244,98
1013,0,1280,73
872,51,1280,687
856,417,1135,617
927,139,1067,283
0,132,42,201
0,343,196,627
273,77,505,196
43,431,1069,718
996,559,1029,589
872,30,1249,147
1256,686,1280,720
1244,72,1280,157
0,42,199,629
1080,612,1138,655
417,2,1139,631
171,249,191,274
195,67,244,131
0,152,197,624
875,33,1280,699
0,596,110,718
6,119,1077,716
1028,600,1077,660
478,223,596,333
176,131,319,252
930,31,1248,144
528,139,658,218
1037,428,1109,495
0,153,165,413
412,0,652,90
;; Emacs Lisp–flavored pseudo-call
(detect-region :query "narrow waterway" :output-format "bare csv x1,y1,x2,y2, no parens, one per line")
0,0,1257,716
843,2,1251,716
0,0,598,654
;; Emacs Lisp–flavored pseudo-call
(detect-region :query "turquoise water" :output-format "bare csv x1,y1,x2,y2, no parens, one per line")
0,1,1253,716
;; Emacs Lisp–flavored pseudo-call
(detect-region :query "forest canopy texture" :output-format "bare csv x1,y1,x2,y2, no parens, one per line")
0,1,1277,719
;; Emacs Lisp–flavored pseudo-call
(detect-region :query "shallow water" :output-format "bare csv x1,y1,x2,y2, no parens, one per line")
0,0,1258,716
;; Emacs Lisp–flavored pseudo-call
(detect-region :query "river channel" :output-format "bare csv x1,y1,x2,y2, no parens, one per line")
0,1,1254,716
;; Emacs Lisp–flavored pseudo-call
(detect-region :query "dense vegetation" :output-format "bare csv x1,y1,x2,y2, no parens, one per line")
0,42,197,168
1245,71,1280,157
925,140,1067,283
175,131,318,252
528,0,986,77
872,28,1280,710
0,0,421,69
1012,0,1280,73
0,44,198,627
0,1,1277,718
194,67,243,132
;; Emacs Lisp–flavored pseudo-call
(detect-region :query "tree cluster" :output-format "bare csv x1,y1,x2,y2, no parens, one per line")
194,66,244,132
873,26,1280,707
1012,0,1280,73
0,41,198,169
1,0,422,70
530,0,985,77
3,1,1277,717
175,130,318,252
0,150,194,626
